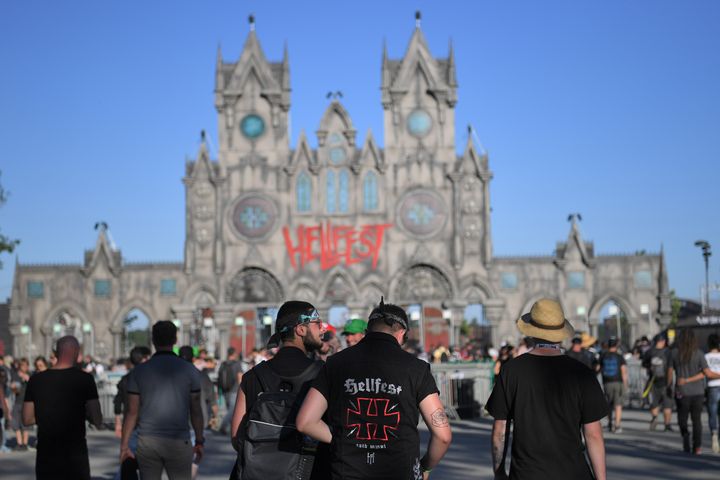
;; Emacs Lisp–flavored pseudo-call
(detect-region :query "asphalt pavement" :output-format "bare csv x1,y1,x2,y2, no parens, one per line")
1,409,719,479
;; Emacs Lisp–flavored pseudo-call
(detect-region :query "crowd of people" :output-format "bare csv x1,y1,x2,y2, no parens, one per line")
3,298,720,479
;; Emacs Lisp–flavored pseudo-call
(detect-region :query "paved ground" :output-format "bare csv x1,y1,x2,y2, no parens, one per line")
1,409,719,479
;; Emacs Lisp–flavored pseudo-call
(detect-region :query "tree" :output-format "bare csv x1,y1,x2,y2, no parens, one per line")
0,170,20,268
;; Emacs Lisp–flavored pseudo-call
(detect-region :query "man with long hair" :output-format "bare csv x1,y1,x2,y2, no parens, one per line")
672,328,720,454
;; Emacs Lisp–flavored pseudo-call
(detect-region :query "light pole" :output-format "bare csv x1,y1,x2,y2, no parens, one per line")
694,240,711,312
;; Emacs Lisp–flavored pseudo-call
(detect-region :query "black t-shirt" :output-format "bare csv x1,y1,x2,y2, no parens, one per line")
24,367,99,446
486,354,608,480
312,331,439,480
643,347,672,386
600,351,626,384
566,349,594,370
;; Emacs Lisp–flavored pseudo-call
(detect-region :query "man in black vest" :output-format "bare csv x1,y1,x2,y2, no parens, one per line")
297,299,452,480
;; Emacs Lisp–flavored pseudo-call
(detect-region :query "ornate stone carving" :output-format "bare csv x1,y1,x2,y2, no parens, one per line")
226,268,283,303
395,265,452,300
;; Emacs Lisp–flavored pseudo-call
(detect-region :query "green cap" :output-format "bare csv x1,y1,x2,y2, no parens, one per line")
342,318,368,335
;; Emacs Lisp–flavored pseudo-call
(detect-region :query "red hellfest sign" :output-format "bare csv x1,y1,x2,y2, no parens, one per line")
282,222,393,270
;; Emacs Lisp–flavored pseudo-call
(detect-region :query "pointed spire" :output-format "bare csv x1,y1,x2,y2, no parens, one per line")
381,39,391,89
659,243,669,294
282,41,290,91
447,39,457,87
215,44,224,90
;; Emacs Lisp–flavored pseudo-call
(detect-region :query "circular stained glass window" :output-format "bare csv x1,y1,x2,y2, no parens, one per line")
397,189,448,237
240,114,265,139
329,147,346,164
407,109,432,137
231,194,278,240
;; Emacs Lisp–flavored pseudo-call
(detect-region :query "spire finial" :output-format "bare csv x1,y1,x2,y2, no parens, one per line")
415,10,421,29
200,130,206,143
249,14,255,32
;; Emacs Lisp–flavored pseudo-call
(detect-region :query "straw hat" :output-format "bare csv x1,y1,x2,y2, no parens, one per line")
516,299,575,343
580,332,597,349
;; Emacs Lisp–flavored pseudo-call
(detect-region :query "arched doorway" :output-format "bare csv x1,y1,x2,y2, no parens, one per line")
122,308,151,355
597,301,631,350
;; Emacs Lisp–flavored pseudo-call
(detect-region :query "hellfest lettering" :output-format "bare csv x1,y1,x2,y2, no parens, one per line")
282,222,393,270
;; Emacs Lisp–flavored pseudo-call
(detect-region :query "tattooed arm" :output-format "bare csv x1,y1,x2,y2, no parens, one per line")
419,393,452,476
491,420,509,479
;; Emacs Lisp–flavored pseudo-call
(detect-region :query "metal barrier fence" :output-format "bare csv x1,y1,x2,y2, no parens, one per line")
97,372,124,424
96,357,650,424
431,362,494,420
625,359,648,409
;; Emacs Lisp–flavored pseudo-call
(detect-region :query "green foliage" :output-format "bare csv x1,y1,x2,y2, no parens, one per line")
670,289,682,327
0,171,20,268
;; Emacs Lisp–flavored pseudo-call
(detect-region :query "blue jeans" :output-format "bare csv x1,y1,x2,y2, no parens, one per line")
708,386,720,433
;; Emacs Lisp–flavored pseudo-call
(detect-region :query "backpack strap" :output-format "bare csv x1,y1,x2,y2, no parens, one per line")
253,361,282,394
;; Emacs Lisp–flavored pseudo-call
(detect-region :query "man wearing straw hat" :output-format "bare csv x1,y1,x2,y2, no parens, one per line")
486,299,608,480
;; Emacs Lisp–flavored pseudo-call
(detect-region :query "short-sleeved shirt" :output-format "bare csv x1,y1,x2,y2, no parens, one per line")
486,354,608,480
566,348,595,370
127,351,201,440
239,345,329,480
24,367,99,446
672,348,709,397
643,347,672,385
312,331,439,480
599,351,626,384
706,351,720,388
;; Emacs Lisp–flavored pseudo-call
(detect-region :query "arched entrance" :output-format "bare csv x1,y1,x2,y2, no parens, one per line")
597,300,631,350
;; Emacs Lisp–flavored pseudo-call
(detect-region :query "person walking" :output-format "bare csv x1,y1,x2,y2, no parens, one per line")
486,299,608,480
230,300,327,479
600,337,628,433
22,336,103,480
120,321,205,480
704,334,720,453
113,346,151,480
643,333,674,431
566,336,595,370
672,328,720,455
297,298,452,479
218,347,245,435
10,358,31,450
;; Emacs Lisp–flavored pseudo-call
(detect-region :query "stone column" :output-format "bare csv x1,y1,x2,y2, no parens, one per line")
483,298,506,348
110,327,123,359
213,304,235,361
172,305,196,346
449,301,467,348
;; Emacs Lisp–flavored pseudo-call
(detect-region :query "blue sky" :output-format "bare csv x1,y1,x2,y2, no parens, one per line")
1,0,719,304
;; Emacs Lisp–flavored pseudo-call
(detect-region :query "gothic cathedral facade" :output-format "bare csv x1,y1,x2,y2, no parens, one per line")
9,21,671,360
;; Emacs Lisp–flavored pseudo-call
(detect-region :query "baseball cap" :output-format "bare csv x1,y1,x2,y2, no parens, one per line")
607,337,619,348
571,337,582,345
267,301,318,348
342,319,368,335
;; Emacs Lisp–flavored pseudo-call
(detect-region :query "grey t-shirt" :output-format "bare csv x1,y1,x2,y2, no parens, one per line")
672,349,709,397
127,351,202,440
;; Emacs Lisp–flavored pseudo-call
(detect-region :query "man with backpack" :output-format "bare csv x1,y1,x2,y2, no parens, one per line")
600,337,627,433
230,301,327,480
642,333,674,431
218,347,245,435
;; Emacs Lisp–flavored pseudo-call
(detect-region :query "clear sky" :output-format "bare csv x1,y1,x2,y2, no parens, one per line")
1,0,719,304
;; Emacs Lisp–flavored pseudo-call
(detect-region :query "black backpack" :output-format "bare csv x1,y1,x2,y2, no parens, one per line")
238,360,323,480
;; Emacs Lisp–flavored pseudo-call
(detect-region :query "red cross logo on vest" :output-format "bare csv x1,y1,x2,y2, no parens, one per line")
346,397,400,442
